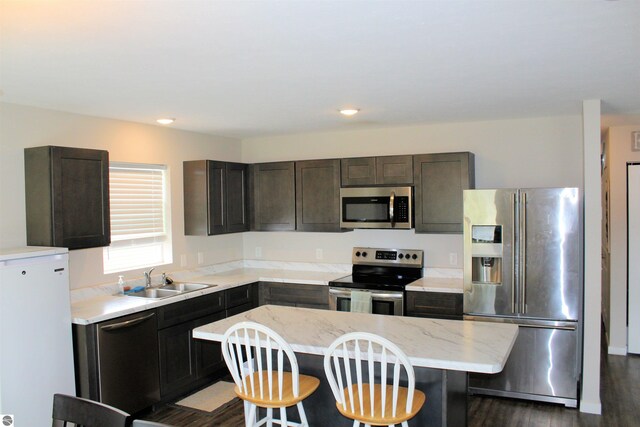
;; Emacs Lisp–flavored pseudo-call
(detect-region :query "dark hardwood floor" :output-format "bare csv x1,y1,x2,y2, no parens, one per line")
142,340,640,427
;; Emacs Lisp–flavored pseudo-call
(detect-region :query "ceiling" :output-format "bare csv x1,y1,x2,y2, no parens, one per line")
1,0,639,139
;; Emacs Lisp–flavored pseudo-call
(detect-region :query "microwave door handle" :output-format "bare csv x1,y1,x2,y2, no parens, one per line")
389,191,395,226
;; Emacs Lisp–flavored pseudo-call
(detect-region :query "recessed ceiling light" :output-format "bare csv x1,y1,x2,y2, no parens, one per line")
339,109,360,117
156,118,175,125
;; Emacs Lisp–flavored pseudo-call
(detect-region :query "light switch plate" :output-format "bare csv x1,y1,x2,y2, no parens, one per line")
633,131,640,152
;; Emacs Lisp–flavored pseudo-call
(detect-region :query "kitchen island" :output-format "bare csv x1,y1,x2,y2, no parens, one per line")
193,305,518,427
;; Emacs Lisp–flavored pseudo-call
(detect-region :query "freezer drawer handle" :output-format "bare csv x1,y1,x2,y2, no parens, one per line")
520,323,576,331
100,312,155,331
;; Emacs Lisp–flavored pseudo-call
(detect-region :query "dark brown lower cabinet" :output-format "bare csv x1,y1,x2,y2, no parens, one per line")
158,312,225,400
157,284,258,400
405,291,463,320
259,282,329,310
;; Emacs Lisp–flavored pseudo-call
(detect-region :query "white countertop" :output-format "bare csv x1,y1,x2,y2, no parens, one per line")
193,305,518,374
71,264,463,325
406,276,463,294
71,268,347,325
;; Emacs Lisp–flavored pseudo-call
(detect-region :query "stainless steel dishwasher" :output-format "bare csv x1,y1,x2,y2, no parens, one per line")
97,311,161,414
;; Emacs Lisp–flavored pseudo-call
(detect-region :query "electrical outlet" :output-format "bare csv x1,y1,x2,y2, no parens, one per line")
180,254,187,267
316,248,323,260
197,252,204,265
255,247,262,258
449,253,458,266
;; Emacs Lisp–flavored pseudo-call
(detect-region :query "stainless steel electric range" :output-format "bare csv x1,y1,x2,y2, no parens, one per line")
329,247,424,316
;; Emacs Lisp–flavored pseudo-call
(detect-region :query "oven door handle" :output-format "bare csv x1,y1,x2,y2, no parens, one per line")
329,288,403,300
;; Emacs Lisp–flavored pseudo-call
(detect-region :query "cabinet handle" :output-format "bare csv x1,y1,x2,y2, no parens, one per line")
100,312,155,331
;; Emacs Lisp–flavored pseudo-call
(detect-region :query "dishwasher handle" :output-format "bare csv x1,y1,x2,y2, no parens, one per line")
100,312,156,332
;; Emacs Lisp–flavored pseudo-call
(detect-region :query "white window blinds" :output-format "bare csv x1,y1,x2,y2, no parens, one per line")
109,164,167,241
103,163,172,274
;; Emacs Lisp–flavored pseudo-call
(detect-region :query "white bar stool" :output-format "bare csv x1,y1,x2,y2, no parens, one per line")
221,321,320,427
323,332,426,427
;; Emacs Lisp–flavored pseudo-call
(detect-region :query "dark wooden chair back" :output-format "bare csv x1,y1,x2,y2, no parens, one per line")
52,393,130,427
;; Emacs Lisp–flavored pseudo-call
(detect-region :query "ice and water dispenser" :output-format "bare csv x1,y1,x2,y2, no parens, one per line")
471,225,503,284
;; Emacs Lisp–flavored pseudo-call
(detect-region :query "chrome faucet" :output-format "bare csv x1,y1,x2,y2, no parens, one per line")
144,267,155,288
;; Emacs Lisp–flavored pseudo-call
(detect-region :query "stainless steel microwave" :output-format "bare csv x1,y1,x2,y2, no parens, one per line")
340,186,413,229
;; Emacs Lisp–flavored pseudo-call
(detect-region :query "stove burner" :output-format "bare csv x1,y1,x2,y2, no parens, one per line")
330,247,424,291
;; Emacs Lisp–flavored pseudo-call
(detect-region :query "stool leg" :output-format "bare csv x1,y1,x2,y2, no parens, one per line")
245,402,257,427
296,401,309,427
401,422,409,427
266,407,273,427
279,406,288,426
352,420,360,427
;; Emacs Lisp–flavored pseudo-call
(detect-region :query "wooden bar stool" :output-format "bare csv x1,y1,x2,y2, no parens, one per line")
323,332,426,427
221,321,320,427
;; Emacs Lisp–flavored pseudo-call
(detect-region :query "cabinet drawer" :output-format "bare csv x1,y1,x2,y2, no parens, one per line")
157,292,225,329
260,282,329,306
226,283,256,309
405,291,463,319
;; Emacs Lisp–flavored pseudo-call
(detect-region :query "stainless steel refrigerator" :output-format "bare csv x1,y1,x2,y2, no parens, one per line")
463,188,582,407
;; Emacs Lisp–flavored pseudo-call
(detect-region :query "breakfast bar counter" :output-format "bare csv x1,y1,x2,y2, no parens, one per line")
193,305,518,426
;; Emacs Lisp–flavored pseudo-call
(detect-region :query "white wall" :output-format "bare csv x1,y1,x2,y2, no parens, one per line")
580,99,602,414
241,116,584,266
606,125,640,354
0,102,244,289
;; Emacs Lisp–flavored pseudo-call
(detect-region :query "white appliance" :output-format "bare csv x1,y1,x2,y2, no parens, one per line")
0,247,75,426
628,164,640,353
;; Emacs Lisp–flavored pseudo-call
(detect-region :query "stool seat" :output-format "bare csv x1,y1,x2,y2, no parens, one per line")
235,371,320,408
336,384,426,426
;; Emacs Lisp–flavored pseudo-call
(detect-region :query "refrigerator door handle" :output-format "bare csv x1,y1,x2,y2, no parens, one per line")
521,191,527,314
511,192,518,314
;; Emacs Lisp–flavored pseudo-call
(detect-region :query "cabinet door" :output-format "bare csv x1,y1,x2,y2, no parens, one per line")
225,162,250,233
158,321,197,398
296,159,341,232
207,161,226,235
250,162,296,231
341,157,376,186
376,155,413,185
25,146,110,249
194,312,226,379
413,152,475,233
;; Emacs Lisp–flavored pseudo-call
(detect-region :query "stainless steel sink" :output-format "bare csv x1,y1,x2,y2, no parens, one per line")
126,288,181,299
125,282,215,299
159,282,212,292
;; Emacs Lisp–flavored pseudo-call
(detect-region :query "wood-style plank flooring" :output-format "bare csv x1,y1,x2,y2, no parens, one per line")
142,340,640,427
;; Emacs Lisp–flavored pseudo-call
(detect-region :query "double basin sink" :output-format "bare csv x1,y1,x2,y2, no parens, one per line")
126,282,216,299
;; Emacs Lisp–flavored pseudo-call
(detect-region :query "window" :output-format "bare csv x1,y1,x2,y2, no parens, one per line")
103,162,172,274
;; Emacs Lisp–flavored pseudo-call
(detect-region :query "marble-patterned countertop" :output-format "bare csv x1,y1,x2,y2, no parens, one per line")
71,262,463,325
406,277,463,293
193,305,517,374
71,268,348,325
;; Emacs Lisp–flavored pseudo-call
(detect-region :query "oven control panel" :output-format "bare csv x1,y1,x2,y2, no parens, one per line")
352,247,423,267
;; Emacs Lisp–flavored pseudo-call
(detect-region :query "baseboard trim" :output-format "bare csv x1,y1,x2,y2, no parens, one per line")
580,400,602,414
608,346,627,355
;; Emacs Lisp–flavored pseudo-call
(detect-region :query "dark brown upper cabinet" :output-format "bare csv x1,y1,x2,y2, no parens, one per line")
295,159,342,232
249,162,296,231
183,160,249,235
341,155,413,186
24,146,110,249
413,152,475,233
